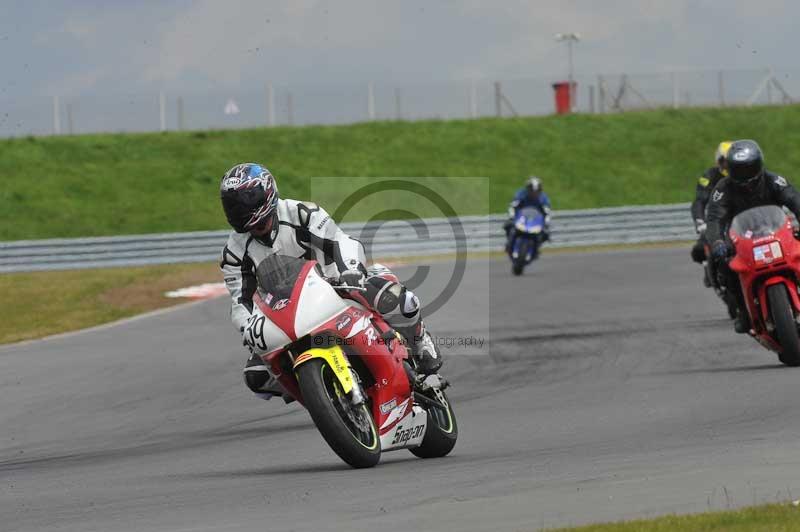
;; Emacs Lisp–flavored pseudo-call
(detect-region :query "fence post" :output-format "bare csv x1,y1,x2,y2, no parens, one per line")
159,91,166,131
367,82,376,120
718,70,725,106
494,82,502,117
671,72,679,109
66,103,74,134
177,96,184,131
267,84,275,126
53,95,61,135
394,88,402,120
588,85,595,113
597,76,606,113
287,93,294,125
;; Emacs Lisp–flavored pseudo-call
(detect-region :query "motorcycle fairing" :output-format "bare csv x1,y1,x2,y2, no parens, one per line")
728,206,800,350
254,261,348,342
253,259,416,438
379,404,428,451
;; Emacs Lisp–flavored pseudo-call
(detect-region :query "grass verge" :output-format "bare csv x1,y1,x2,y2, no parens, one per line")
3,105,800,240
0,262,221,345
546,502,800,531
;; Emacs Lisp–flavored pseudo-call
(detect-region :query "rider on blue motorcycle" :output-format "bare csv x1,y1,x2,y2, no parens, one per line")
504,177,552,253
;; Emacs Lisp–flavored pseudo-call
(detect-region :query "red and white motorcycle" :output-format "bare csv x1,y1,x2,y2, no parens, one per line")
244,255,457,468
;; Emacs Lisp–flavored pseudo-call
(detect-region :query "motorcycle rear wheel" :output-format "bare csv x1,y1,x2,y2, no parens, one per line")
297,359,381,468
767,284,800,367
410,389,458,459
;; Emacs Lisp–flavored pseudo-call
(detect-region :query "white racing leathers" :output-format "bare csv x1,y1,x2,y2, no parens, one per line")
221,199,428,398
220,199,367,332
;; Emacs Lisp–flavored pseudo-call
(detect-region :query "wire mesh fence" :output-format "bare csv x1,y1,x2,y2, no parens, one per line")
2,67,798,138
598,68,796,112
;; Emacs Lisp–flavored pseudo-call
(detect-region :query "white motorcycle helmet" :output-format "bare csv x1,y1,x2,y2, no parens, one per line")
526,176,543,194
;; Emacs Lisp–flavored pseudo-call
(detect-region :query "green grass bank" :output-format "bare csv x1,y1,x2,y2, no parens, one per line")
548,502,800,531
2,105,800,241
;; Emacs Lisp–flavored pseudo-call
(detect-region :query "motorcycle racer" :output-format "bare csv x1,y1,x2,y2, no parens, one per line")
706,140,800,333
219,163,442,400
690,141,732,264
504,176,552,253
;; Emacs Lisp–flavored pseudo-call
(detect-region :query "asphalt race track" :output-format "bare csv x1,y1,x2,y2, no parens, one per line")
5,247,800,531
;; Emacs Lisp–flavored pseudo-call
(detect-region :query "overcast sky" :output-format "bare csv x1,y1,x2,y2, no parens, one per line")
0,0,796,134
0,0,795,97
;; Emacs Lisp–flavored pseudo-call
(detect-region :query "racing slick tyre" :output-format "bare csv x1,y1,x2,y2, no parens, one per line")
410,389,458,459
512,239,528,276
767,284,800,367
297,359,381,468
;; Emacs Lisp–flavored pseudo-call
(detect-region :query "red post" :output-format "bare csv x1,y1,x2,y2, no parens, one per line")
552,81,577,114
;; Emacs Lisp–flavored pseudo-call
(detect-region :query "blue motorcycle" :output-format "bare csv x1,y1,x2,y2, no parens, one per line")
508,206,546,276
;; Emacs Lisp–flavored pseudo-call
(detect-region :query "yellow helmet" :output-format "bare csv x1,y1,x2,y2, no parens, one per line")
715,141,733,175
715,141,733,164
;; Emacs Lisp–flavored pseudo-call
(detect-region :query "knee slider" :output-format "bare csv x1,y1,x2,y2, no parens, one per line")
401,290,420,319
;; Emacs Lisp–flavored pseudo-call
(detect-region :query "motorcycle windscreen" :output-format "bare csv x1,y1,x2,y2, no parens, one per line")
518,206,543,220
729,205,787,239
255,255,319,301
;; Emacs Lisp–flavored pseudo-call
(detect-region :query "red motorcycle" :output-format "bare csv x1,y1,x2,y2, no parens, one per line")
728,205,800,366
245,254,457,468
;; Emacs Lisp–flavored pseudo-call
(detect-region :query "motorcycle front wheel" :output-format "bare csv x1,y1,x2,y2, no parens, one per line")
767,284,800,367
297,359,381,468
512,239,529,276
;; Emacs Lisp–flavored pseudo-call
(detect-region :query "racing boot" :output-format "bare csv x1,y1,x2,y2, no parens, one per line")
243,353,293,402
402,322,443,375
702,265,712,288
733,308,751,334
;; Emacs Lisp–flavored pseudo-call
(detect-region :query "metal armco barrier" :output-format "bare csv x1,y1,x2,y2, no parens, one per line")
0,203,694,273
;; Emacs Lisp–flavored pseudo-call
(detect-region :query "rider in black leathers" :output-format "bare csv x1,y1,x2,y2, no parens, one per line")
706,140,800,333
690,141,731,264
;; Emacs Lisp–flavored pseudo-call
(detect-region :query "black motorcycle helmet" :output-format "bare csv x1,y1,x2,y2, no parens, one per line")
726,140,764,191
220,163,280,245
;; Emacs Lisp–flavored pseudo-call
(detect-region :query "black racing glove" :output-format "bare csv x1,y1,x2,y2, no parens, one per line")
711,240,731,261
